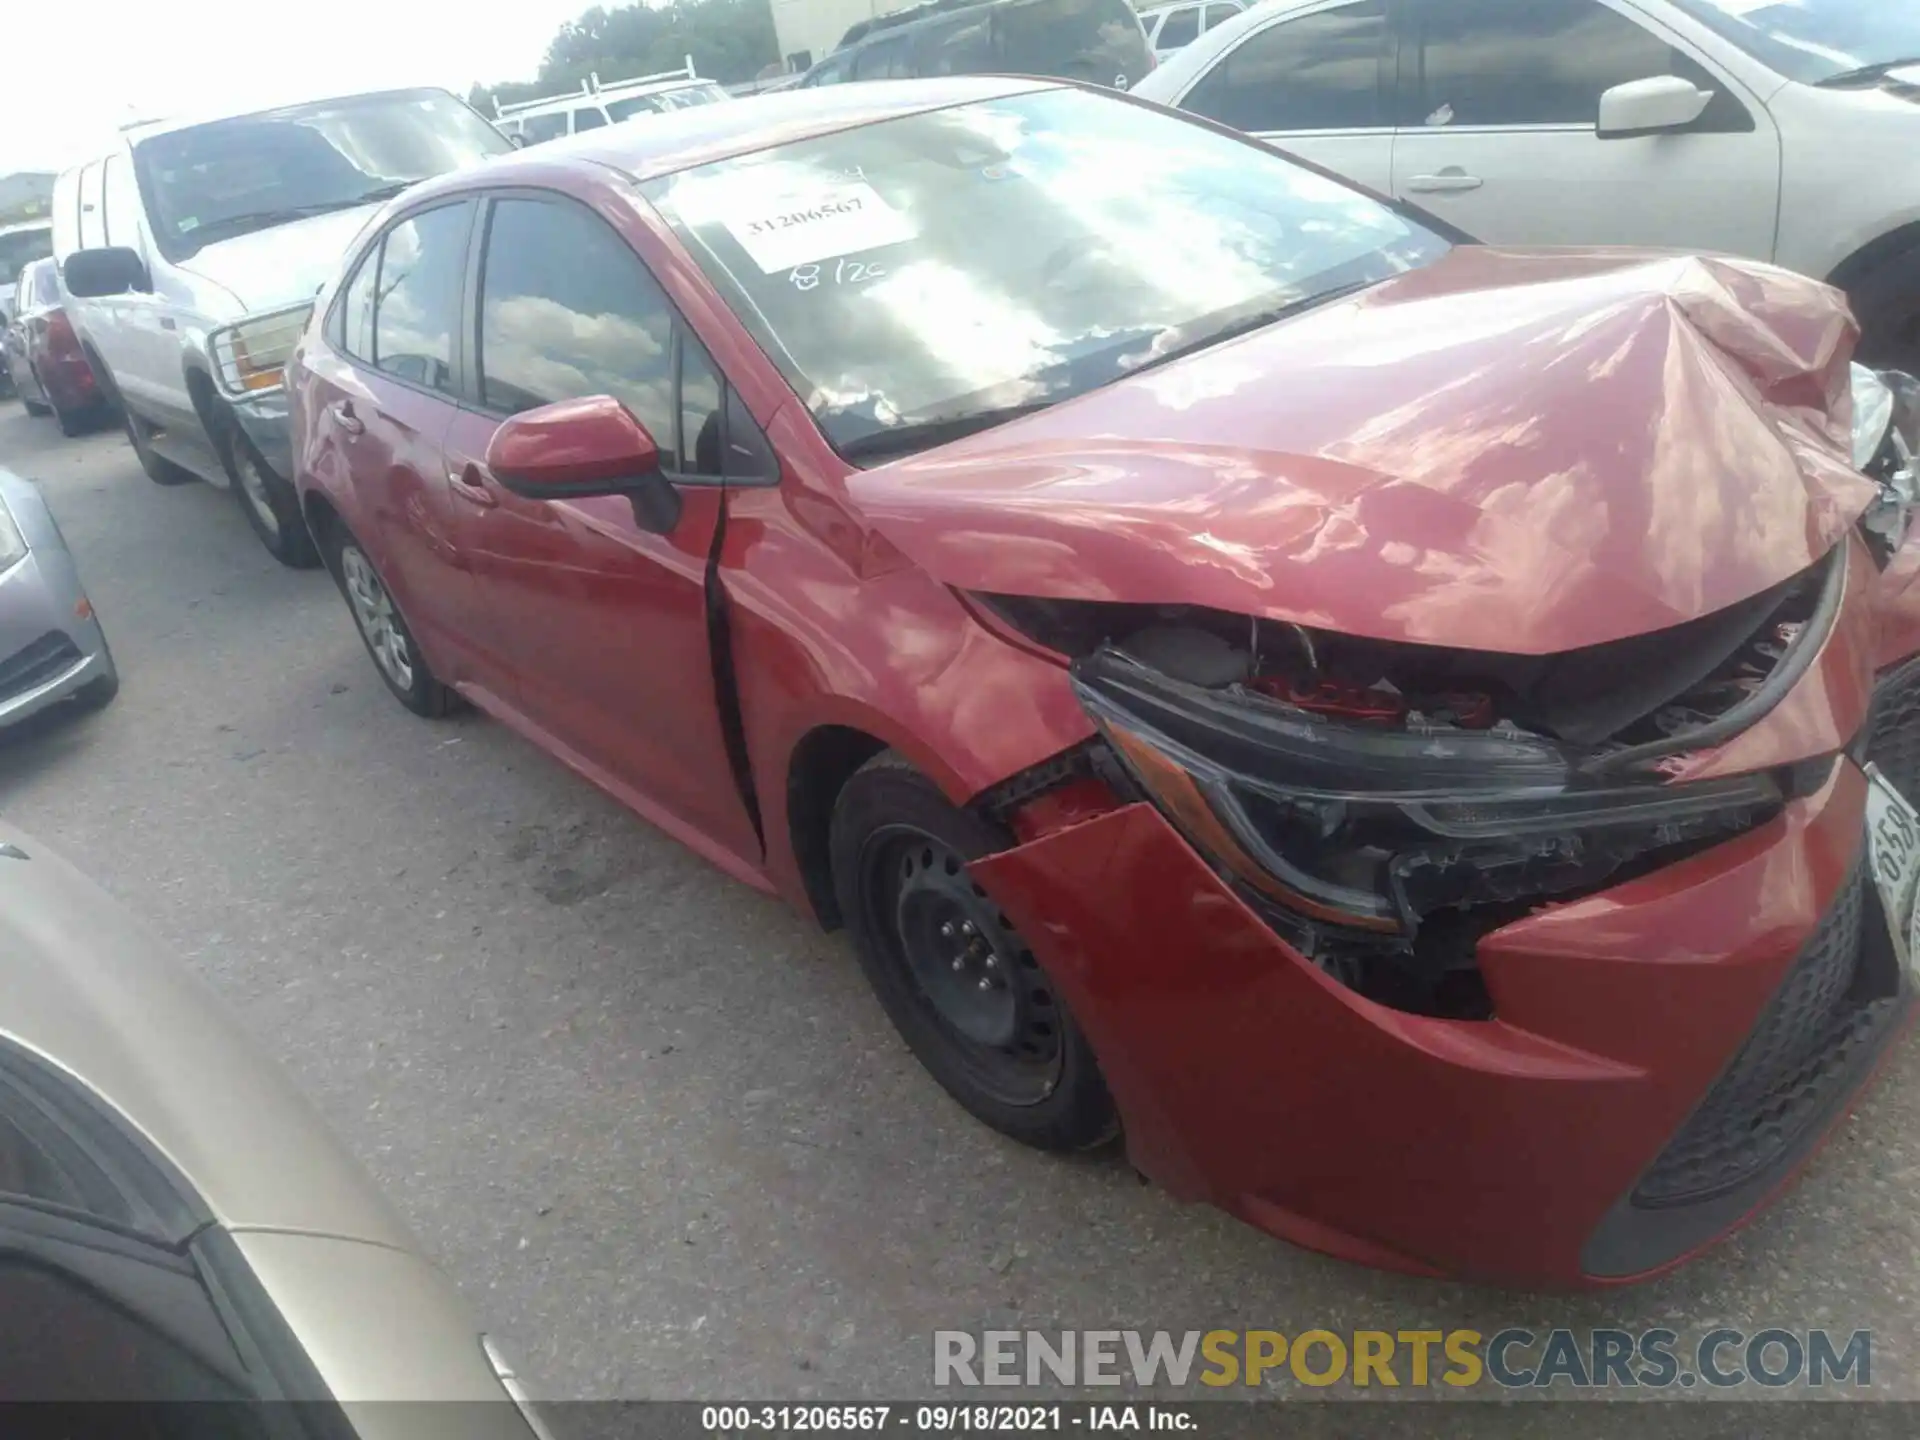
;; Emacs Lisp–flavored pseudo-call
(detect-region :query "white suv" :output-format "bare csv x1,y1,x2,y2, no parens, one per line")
54,89,509,565
1135,0,1920,362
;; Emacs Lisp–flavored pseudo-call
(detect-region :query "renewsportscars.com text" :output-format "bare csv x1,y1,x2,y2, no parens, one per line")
932,1328,1872,1390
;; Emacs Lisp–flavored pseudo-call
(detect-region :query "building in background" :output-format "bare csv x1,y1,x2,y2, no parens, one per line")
0,172,56,226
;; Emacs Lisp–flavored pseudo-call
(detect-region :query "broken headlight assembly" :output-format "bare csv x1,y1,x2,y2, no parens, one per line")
1073,647,1785,941
1855,363,1920,562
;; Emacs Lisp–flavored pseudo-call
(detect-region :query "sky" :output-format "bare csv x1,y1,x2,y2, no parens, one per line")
0,0,596,177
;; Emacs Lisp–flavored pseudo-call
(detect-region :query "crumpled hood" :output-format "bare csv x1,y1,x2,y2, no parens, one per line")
848,248,1873,655
175,204,380,314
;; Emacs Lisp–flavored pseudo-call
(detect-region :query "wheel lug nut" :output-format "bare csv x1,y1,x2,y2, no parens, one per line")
977,977,994,992
960,921,976,937
984,954,998,969
951,957,966,972
940,922,956,939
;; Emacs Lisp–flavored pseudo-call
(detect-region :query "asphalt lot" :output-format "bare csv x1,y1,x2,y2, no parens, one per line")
4,398,1920,1410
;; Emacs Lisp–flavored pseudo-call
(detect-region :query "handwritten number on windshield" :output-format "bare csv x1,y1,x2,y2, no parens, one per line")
790,259,887,292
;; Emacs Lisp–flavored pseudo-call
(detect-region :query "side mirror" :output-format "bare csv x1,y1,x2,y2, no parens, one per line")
63,247,150,297
1597,75,1713,139
485,394,682,534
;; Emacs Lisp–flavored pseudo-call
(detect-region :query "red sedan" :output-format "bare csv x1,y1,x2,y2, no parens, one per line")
289,77,1920,1287
3,258,106,436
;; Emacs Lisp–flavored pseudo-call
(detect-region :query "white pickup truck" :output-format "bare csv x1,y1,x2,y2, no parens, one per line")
54,89,510,565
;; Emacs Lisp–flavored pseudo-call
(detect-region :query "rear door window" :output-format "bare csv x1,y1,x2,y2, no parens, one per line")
520,112,569,144
1183,0,1388,132
369,202,471,394
571,106,608,132
1202,2,1240,31
853,33,917,79
1158,7,1200,49
77,162,107,249
991,0,1152,81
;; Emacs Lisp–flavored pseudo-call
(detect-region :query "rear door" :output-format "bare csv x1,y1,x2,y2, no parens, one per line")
441,190,764,865
301,200,494,680
1389,0,1780,257
1172,0,1396,192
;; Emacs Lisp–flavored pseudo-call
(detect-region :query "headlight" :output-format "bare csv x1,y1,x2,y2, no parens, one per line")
0,494,27,574
1074,648,1783,936
1853,362,1896,470
208,304,312,400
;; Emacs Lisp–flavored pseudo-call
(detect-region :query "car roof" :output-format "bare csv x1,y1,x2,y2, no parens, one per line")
428,76,1059,193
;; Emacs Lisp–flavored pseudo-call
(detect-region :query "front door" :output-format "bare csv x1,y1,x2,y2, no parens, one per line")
453,190,761,865
1389,0,1781,260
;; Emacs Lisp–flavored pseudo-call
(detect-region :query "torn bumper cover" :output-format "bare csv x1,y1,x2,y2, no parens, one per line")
966,534,1915,1284
974,730,1914,1287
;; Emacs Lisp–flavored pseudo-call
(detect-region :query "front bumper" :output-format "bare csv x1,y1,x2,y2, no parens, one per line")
230,389,294,482
972,667,1919,1289
0,550,113,729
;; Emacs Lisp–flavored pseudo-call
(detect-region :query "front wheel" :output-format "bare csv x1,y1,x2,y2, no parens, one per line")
229,429,320,568
94,360,195,486
328,530,456,718
830,751,1117,1152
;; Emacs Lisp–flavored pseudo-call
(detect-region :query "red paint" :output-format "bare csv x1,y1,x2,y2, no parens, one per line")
486,396,662,491
5,296,97,414
288,83,1916,1287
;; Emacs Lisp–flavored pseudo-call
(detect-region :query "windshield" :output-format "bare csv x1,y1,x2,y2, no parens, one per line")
643,87,1448,459
133,89,510,258
0,227,52,279
606,83,730,121
1669,0,1920,84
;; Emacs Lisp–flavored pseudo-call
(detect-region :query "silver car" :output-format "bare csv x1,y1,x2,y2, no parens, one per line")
0,819,549,1433
0,466,117,728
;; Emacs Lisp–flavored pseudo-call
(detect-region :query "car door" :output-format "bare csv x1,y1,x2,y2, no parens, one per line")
439,190,765,866
1173,0,1395,192
1389,0,1781,258
302,200,495,682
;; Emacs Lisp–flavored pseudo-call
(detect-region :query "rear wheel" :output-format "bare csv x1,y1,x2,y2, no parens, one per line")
1849,251,1920,372
830,751,1117,1152
228,428,320,568
328,529,456,718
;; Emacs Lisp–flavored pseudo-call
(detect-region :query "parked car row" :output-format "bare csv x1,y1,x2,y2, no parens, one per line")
492,61,731,146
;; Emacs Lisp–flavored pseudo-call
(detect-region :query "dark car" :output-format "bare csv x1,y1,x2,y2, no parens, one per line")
3,259,107,436
799,0,1154,89
290,77,1920,1288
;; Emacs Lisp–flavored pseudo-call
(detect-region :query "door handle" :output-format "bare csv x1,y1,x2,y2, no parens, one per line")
329,399,364,436
1405,170,1484,194
448,464,498,509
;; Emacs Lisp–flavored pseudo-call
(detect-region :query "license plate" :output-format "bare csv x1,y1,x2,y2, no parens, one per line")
1865,762,1920,976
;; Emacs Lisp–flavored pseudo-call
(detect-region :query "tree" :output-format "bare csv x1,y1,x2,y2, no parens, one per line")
470,0,778,111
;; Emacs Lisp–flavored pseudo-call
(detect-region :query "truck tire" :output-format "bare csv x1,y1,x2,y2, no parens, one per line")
227,427,320,569
91,357,197,486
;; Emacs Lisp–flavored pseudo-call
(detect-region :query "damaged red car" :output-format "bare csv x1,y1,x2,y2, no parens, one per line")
289,78,1920,1287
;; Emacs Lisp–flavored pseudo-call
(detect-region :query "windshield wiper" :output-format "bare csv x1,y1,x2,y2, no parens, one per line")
838,399,1057,462
183,186,418,245
1817,57,1920,87
1128,280,1380,379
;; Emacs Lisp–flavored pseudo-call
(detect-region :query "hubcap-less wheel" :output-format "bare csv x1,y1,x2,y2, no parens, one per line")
340,545,414,692
863,829,1064,1105
235,443,282,538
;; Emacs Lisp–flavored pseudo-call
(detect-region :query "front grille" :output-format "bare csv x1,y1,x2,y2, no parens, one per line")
0,631,82,703
1633,664,1920,1207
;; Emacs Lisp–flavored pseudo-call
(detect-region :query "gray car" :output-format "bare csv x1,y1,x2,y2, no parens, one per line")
0,819,549,1433
0,466,116,728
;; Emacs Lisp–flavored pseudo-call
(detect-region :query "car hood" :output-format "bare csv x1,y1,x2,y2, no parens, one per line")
847,247,1874,655
175,204,381,313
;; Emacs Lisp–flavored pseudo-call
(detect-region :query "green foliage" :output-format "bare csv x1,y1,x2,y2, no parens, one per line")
469,0,779,113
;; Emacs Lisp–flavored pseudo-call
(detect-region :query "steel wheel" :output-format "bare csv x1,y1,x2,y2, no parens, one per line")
340,544,414,692
860,827,1065,1107
235,442,282,539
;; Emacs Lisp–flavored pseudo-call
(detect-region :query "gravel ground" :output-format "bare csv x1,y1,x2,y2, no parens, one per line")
3,399,1919,1419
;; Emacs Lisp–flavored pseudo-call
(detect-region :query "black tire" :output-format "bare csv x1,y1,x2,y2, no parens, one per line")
227,427,320,568
322,524,457,718
93,358,196,486
53,399,85,437
830,751,1117,1152
73,669,119,711
1851,253,1920,371
22,394,51,418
